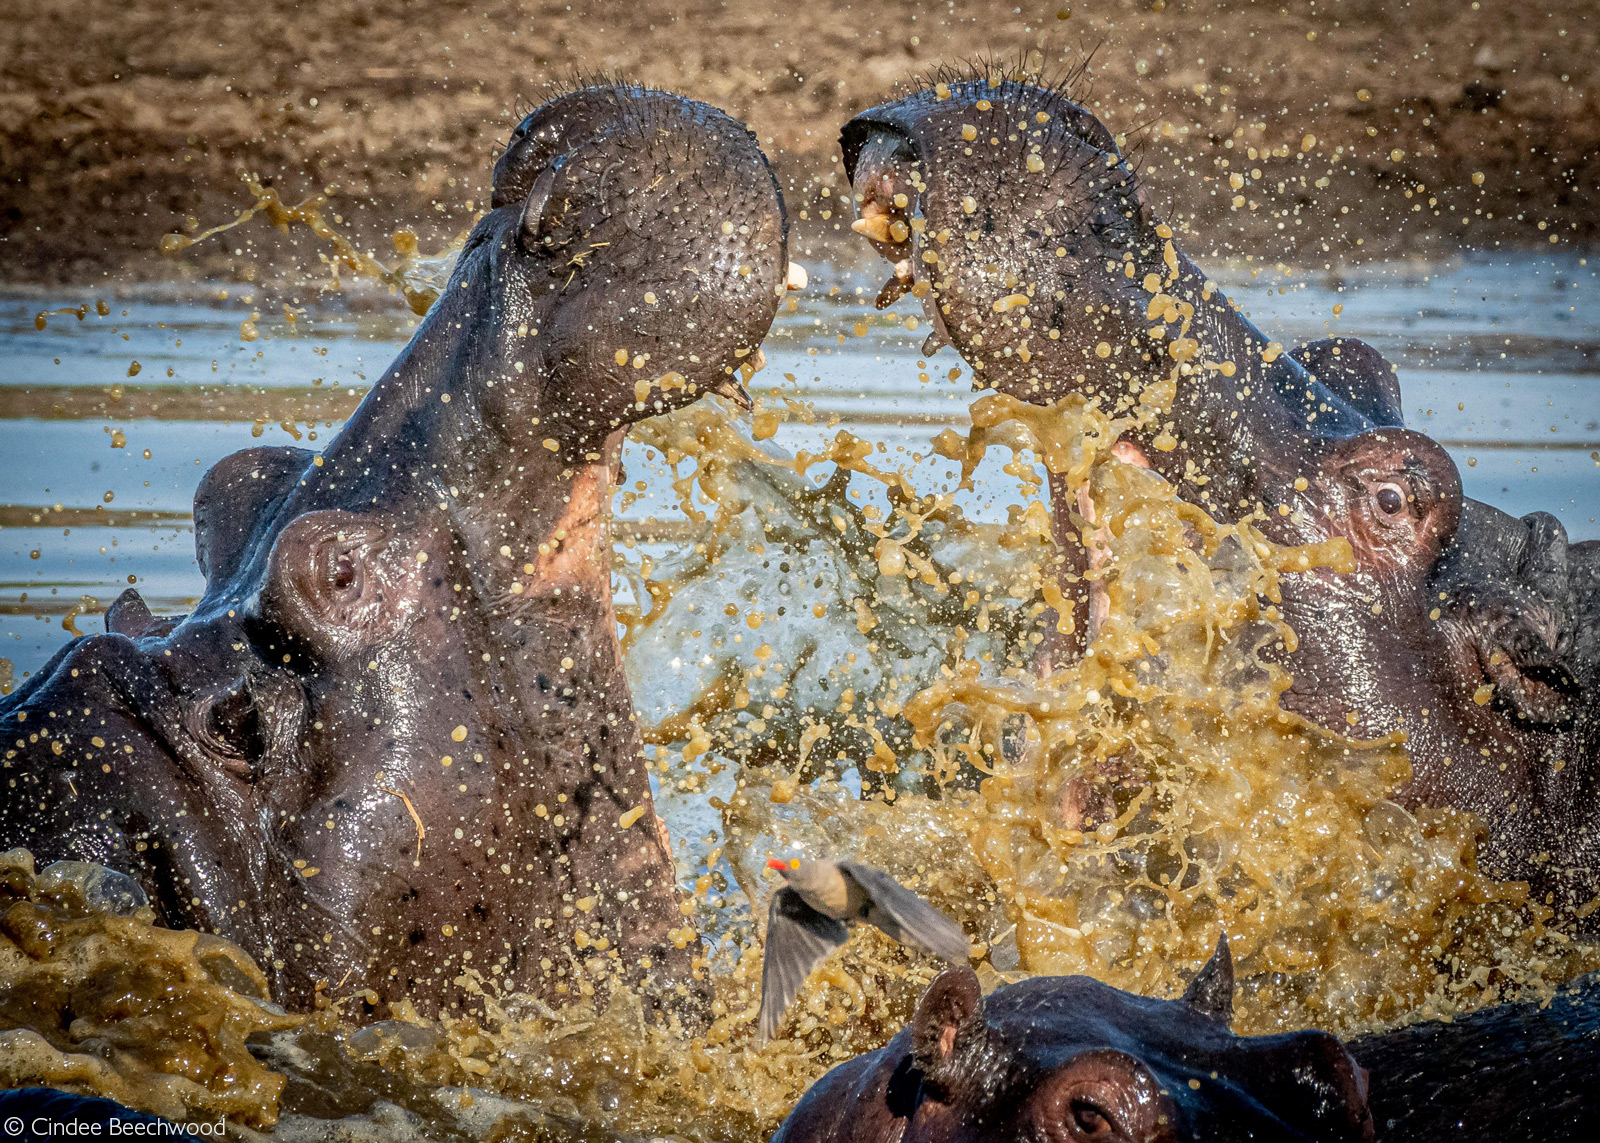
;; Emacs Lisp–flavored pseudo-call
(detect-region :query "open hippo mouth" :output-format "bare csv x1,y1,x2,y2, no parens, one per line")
840,129,919,308
839,70,1133,331
839,70,1600,913
0,83,795,1013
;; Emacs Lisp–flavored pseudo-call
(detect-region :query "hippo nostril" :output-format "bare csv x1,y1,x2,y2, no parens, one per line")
183,677,266,774
1375,484,1406,516
1069,1099,1115,1139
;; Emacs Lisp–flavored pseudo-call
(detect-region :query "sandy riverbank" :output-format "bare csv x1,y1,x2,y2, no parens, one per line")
1,0,1595,283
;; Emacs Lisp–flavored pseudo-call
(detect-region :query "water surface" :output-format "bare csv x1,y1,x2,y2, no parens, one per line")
2,252,1596,682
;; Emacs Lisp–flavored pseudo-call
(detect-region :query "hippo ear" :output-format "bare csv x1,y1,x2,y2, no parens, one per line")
1291,338,1404,428
260,509,434,653
1181,932,1234,1024
104,588,180,639
194,447,315,586
911,965,986,1093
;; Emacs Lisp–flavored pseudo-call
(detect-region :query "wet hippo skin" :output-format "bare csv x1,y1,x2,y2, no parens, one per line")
839,72,1600,916
0,84,789,1014
1348,974,1600,1142
770,938,1377,1143
770,942,1600,1143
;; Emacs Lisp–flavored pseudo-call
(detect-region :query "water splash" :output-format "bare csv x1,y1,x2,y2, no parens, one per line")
3,231,1596,1132
0,849,298,1126
159,178,466,316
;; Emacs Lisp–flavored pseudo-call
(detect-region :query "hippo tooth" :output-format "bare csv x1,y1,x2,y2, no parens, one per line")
785,262,809,291
711,377,753,411
875,270,913,310
851,215,896,244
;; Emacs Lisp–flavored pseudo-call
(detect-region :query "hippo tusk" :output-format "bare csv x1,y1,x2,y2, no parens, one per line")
785,262,809,291
874,276,911,310
712,377,754,411
1111,441,1152,469
875,263,917,311
851,215,896,244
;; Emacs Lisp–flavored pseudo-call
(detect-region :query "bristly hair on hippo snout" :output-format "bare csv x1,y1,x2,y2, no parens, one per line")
839,65,1179,403
453,81,791,459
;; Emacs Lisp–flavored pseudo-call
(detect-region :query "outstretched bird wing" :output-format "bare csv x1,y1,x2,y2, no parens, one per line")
759,885,849,1043
839,862,970,963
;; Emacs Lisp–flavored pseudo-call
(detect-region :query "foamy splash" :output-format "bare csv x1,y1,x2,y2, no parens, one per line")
4,194,1595,1137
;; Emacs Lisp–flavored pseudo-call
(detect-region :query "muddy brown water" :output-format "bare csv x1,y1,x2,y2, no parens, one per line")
0,252,1597,1139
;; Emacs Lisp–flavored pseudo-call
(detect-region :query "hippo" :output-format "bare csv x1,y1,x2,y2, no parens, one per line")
0,84,790,1013
771,938,1600,1143
770,936,1377,1143
1347,972,1600,1141
838,73,1600,913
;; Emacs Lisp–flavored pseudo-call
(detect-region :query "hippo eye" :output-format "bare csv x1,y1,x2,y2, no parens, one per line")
332,554,357,591
1374,483,1406,516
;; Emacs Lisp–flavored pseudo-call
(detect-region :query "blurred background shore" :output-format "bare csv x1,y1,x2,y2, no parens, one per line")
1,0,1596,283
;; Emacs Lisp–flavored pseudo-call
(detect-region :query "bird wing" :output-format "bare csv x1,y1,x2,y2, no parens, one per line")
758,885,849,1043
839,862,971,963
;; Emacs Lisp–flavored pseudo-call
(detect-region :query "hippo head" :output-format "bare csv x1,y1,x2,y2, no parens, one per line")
840,73,1430,515
483,84,785,443
1278,492,1600,905
1265,344,1600,904
842,74,1599,908
0,84,788,1011
838,72,1467,669
771,938,1374,1143
840,71,1153,405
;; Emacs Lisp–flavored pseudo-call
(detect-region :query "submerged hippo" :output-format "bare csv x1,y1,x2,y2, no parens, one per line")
839,74,1600,912
772,937,1376,1142
0,84,789,1012
772,939,1600,1143
1347,972,1600,1141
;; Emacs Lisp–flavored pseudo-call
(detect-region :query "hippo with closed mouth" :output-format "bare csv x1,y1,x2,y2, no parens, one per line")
0,83,790,1013
771,936,1600,1142
839,71,1600,914
771,937,1377,1143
